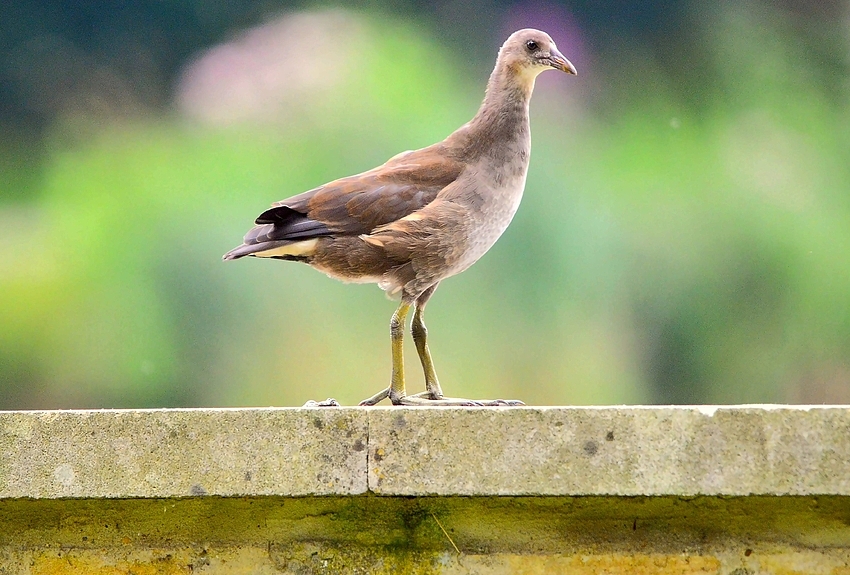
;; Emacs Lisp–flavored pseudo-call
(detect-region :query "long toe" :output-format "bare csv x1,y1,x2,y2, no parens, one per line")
398,395,484,407
359,388,390,406
484,399,525,406
407,390,443,400
398,396,524,406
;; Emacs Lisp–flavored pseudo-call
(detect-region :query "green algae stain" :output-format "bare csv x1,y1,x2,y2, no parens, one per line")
269,542,445,575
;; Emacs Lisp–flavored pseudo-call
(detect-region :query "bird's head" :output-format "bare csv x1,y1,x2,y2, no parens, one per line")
499,29,577,80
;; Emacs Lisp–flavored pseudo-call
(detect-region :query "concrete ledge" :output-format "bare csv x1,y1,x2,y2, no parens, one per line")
2,406,849,498
370,405,850,496
2,406,850,573
1,407,368,498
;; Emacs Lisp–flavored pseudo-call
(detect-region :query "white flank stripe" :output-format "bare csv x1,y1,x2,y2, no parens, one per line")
254,239,318,258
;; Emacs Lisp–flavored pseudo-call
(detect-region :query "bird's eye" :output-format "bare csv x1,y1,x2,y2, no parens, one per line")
526,40,539,52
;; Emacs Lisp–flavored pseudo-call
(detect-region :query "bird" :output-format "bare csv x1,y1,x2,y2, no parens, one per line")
224,29,576,406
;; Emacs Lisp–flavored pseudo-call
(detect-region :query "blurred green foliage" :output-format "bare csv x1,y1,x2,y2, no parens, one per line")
1,1,849,408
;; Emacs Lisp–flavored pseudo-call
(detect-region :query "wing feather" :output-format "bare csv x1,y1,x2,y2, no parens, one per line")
223,142,464,260
277,143,463,234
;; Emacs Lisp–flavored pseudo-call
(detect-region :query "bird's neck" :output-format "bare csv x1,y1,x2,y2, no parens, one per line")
464,62,535,159
482,60,537,110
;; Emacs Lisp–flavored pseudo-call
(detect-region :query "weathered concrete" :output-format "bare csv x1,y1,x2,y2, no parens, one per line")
368,405,850,496
0,407,368,498
1,406,849,574
2,406,849,498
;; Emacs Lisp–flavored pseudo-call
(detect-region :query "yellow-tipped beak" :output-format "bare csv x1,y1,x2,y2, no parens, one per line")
549,48,577,75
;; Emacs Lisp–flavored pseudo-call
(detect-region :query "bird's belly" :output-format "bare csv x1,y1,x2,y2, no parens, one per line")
447,178,525,275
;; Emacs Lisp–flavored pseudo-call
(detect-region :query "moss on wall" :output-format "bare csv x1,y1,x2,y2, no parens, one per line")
2,495,850,573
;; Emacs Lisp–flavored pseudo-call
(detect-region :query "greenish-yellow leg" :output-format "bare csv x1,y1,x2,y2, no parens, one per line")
358,286,525,407
388,300,412,404
358,300,411,406
403,286,523,406
411,284,444,399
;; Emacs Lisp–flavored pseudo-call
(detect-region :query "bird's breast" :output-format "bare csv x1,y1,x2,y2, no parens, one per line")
444,151,529,274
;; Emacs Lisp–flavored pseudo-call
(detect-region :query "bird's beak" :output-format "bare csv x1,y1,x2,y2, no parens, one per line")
548,47,577,75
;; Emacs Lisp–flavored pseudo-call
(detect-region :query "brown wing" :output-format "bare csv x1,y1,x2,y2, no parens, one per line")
259,143,464,235
223,143,464,261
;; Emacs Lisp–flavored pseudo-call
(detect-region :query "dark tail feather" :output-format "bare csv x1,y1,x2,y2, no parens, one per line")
255,206,331,238
223,244,253,261
223,239,293,260
224,207,331,261
223,222,289,260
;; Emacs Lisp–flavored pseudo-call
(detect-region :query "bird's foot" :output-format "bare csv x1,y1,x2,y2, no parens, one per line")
359,388,524,407
407,391,523,406
303,398,341,407
402,395,525,406
398,395,483,406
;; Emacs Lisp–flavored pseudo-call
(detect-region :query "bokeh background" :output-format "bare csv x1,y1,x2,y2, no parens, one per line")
1,0,849,409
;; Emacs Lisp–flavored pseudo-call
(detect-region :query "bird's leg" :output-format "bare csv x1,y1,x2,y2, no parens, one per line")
359,291,525,407
410,284,444,400
388,299,411,404
402,285,525,407
359,299,412,406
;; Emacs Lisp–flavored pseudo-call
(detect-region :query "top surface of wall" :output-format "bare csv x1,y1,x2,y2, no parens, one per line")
1,405,848,499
